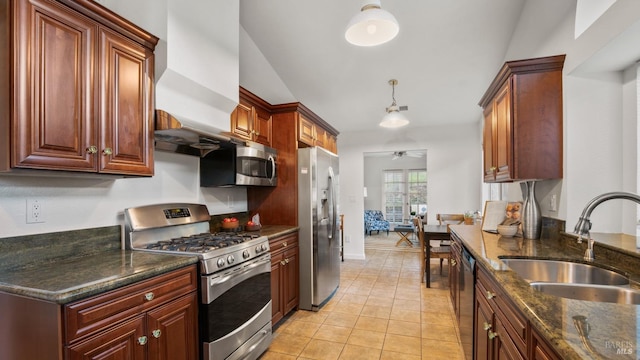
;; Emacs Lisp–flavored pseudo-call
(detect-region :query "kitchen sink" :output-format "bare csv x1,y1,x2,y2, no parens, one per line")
530,283,640,305
500,258,629,285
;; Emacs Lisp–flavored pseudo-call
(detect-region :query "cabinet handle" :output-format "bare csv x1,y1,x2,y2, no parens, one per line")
451,259,457,266
488,331,498,340
86,145,98,154
145,292,155,301
486,291,496,300
152,329,161,338
282,242,288,248
255,131,260,136
103,147,113,155
483,322,492,331
138,336,148,345
280,260,286,266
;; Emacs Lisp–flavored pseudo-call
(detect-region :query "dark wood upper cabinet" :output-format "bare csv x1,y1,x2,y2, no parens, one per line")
479,55,565,183
2,0,157,176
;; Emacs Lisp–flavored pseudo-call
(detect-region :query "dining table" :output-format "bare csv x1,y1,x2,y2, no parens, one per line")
422,224,450,288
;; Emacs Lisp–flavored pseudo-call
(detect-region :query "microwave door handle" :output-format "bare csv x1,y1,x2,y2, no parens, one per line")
267,155,276,182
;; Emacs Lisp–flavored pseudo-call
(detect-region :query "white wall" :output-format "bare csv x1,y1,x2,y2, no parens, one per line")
0,152,247,238
338,124,482,260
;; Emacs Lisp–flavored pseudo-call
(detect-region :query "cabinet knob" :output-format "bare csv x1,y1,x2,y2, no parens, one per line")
490,166,497,172
86,145,98,154
280,260,286,266
282,242,288,248
486,291,496,300
483,322,492,331
145,292,155,301
285,258,290,264
138,336,148,345
451,259,457,266
103,147,113,155
488,331,498,340
152,329,161,338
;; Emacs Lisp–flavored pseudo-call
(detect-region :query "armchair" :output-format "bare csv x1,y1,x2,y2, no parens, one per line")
364,210,390,236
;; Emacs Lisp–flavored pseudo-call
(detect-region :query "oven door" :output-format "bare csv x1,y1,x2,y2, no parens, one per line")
200,254,272,360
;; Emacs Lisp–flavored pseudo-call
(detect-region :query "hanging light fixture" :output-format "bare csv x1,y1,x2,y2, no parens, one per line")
345,0,399,47
380,79,409,128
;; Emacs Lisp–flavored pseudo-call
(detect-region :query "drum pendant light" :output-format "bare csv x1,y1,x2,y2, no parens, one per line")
380,79,409,128
345,0,399,47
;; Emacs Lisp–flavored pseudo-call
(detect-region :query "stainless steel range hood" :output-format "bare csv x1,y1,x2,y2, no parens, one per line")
154,110,244,157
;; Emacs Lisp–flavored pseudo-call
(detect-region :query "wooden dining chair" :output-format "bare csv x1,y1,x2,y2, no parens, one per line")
414,219,450,284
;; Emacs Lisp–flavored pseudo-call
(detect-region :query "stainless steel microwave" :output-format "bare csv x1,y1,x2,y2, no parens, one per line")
200,142,277,187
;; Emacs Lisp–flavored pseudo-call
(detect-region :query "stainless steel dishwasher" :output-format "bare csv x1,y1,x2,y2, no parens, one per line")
459,246,475,360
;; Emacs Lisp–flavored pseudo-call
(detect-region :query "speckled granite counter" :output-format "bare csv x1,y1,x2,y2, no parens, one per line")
451,224,640,359
0,225,198,304
258,225,299,239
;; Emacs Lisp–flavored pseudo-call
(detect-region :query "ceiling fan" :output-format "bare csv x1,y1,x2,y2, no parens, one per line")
392,150,423,160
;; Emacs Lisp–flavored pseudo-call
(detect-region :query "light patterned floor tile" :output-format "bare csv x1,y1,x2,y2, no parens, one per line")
260,238,464,360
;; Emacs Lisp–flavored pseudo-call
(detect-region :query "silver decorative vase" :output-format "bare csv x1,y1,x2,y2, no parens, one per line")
521,180,541,239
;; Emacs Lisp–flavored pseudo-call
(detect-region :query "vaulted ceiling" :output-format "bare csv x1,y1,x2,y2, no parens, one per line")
239,1,575,133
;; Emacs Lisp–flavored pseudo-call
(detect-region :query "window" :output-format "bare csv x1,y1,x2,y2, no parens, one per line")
383,169,427,224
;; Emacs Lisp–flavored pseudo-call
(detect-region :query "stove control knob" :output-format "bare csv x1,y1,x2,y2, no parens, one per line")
227,255,235,264
261,244,268,252
217,258,226,268
255,246,262,253
243,250,251,259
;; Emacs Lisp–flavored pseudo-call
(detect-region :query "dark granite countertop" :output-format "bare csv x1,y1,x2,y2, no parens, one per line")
258,225,299,239
0,225,198,304
451,224,639,359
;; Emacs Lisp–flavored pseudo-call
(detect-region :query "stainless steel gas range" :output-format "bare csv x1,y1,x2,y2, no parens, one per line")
124,203,272,360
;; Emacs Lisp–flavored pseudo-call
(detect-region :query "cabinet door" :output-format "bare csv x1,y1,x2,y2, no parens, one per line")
231,103,253,140
313,126,327,149
475,291,493,360
67,315,146,360
99,28,154,175
482,106,496,182
493,82,512,182
494,316,525,360
253,106,272,146
146,293,198,360
270,251,284,324
14,0,97,171
298,115,315,146
283,245,299,314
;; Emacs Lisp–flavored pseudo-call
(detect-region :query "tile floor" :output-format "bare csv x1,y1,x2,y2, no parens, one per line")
260,238,465,360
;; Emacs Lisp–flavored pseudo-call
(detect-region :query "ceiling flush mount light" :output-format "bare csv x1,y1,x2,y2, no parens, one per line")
380,79,409,128
345,0,399,47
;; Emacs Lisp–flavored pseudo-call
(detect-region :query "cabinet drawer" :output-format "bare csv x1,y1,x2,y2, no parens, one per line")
269,234,298,255
65,265,197,343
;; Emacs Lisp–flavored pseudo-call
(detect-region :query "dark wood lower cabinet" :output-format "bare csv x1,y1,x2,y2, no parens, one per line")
475,265,561,360
0,265,198,360
270,232,299,325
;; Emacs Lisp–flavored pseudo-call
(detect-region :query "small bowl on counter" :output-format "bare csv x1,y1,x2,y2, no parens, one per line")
497,224,518,237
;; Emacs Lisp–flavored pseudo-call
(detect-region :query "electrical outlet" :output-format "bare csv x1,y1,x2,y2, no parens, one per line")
345,235,351,243
550,194,557,212
26,199,45,223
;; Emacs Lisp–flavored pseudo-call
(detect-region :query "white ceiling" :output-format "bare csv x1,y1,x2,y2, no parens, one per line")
238,1,577,134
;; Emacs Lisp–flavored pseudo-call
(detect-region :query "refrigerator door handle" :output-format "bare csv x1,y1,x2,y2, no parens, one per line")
328,167,337,239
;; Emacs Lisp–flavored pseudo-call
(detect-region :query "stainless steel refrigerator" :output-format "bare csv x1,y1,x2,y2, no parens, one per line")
298,147,340,311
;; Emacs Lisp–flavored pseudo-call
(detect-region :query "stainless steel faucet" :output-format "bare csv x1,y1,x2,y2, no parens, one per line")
574,191,640,261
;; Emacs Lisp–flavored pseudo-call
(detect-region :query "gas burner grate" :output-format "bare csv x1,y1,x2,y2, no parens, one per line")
144,232,260,254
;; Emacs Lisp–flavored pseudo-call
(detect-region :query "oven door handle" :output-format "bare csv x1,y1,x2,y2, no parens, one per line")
202,255,271,304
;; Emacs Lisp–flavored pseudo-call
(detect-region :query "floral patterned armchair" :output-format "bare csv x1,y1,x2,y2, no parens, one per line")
364,210,390,236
